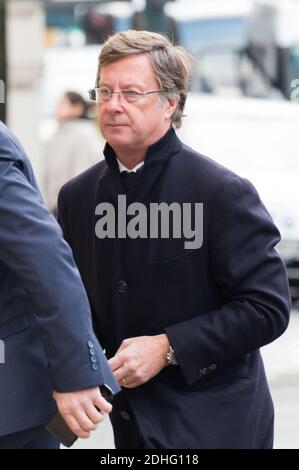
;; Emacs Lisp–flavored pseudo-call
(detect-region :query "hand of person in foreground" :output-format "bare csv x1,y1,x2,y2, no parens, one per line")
53,387,113,438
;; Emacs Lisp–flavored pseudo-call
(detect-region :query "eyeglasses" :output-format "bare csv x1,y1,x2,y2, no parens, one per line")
88,88,162,104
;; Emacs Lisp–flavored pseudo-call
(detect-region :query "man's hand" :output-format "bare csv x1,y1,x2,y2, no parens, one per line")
108,334,170,388
53,387,112,439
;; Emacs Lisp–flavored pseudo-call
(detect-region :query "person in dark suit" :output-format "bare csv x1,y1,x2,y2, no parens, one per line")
58,30,291,449
0,122,120,449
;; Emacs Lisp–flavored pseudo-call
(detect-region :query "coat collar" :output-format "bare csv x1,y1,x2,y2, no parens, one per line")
96,128,182,205
103,127,181,171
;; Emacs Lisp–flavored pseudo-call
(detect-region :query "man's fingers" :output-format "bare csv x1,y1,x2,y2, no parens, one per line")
113,366,127,385
54,387,113,440
115,341,129,354
74,409,98,433
114,337,137,355
122,379,139,389
84,403,105,425
94,392,113,414
108,354,123,372
63,414,90,439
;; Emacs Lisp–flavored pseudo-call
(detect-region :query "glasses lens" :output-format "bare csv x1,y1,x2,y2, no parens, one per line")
122,90,140,103
98,89,112,102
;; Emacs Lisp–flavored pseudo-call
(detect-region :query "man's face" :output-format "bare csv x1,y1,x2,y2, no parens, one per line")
97,54,178,155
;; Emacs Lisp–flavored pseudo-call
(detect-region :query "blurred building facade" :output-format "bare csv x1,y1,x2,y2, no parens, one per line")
5,1,44,177
2,0,299,182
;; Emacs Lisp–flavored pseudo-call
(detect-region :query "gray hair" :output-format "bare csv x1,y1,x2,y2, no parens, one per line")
96,30,192,128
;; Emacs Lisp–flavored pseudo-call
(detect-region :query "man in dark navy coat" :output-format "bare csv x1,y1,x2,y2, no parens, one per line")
58,31,291,449
0,122,119,449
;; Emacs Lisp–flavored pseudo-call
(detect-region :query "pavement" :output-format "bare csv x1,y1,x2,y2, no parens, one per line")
262,309,299,449
67,310,299,450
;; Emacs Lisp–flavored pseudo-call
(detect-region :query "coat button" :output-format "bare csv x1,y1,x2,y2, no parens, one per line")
89,348,96,356
120,410,131,420
92,363,99,371
91,356,97,363
117,280,128,293
87,340,94,348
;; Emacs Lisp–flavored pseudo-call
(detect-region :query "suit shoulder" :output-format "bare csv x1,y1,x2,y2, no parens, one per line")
0,122,26,166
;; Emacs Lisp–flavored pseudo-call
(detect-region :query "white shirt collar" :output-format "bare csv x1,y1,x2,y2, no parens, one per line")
116,158,144,173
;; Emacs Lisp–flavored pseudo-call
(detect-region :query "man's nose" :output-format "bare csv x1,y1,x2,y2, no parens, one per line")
105,93,123,112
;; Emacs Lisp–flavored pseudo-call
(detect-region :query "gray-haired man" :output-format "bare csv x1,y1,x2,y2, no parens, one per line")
58,30,290,449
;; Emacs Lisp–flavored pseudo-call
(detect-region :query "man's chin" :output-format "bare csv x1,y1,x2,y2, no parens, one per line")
104,131,132,147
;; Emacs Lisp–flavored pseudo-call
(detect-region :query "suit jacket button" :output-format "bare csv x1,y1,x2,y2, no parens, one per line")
87,340,94,348
120,410,131,420
89,348,96,356
92,363,99,371
117,280,128,293
91,356,97,363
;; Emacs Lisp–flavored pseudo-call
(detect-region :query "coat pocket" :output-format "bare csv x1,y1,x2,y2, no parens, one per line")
147,250,198,280
0,315,30,339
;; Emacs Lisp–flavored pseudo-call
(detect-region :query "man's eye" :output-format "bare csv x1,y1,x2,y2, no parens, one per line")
100,89,111,97
123,90,139,99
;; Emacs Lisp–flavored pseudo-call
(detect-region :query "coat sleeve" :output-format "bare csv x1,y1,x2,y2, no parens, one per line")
165,175,291,386
0,137,120,395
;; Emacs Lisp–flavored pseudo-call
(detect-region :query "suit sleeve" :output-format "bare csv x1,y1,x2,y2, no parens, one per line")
166,175,291,386
0,147,119,394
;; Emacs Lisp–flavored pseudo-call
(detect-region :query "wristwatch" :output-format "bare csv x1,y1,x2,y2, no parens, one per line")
166,345,178,366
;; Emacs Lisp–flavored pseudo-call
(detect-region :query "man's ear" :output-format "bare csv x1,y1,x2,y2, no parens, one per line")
164,96,180,120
